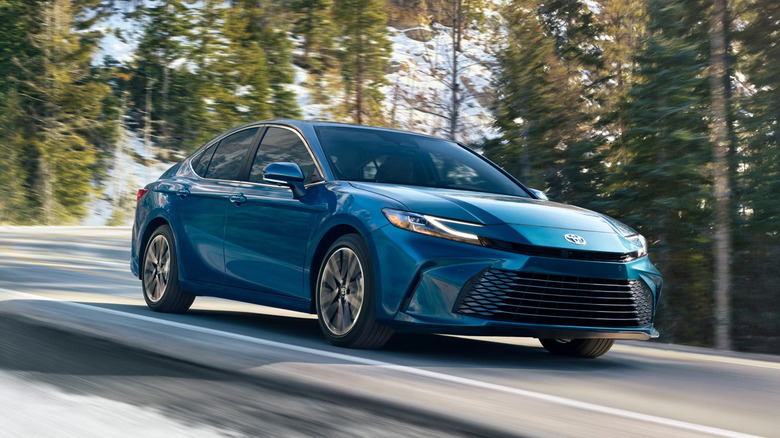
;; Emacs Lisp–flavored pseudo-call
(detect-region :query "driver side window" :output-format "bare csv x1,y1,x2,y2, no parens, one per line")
249,127,319,184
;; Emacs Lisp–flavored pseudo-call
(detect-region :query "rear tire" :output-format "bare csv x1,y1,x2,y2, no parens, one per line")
141,224,194,313
315,234,393,349
539,338,615,358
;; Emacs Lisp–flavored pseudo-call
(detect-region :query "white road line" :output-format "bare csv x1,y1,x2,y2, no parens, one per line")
0,288,764,438
612,344,780,371
0,226,132,230
456,336,780,371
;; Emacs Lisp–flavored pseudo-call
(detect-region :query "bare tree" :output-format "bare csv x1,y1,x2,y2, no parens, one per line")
414,0,490,142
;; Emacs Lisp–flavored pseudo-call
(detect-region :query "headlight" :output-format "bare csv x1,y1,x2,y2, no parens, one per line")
626,234,648,257
606,216,648,258
382,208,483,245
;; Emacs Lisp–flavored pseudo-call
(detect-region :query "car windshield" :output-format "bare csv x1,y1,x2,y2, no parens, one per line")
315,126,530,197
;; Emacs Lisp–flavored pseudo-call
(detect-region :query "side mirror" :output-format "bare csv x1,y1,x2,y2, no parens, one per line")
264,162,306,199
529,188,549,201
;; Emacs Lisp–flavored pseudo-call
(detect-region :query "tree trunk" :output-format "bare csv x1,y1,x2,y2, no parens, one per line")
161,1,172,149
709,0,733,350
39,0,58,225
113,93,128,211
449,0,462,141
38,158,55,225
303,5,313,64
355,56,363,124
390,77,400,128
144,67,155,183
520,121,531,181
354,6,365,125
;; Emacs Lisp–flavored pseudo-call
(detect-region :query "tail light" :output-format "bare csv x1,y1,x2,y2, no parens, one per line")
137,189,148,202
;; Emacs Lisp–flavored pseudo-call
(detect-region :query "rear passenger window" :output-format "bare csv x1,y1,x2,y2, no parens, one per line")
204,128,259,180
192,142,218,177
249,127,319,184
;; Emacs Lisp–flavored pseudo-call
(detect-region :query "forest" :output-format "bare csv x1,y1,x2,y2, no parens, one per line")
0,0,777,353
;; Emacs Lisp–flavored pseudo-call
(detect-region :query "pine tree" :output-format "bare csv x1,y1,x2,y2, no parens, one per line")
231,0,301,119
132,0,193,151
0,0,33,222
609,0,715,345
736,0,780,236
291,0,340,110
598,0,647,164
0,91,26,223
0,0,31,96
204,4,272,130
11,0,111,223
181,0,221,146
731,0,780,352
292,0,336,74
487,0,602,204
335,0,392,124
489,2,572,188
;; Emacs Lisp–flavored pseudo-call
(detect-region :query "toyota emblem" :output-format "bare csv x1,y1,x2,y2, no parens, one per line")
564,234,586,245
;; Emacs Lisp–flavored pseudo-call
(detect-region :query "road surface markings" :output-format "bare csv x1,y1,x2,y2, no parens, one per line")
0,244,136,282
612,343,780,371
459,336,780,371
0,288,764,438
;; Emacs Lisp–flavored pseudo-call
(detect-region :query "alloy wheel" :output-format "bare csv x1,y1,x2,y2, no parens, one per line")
318,247,365,336
143,234,171,303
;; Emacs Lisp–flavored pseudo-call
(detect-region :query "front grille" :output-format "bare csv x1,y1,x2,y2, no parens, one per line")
455,269,653,328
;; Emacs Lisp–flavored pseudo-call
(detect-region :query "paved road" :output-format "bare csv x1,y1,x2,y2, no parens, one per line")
1,227,779,438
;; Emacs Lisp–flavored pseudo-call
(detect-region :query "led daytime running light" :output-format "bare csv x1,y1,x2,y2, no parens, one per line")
627,234,648,257
382,209,483,245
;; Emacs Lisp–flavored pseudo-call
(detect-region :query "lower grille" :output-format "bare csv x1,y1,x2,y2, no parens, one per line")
455,269,653,328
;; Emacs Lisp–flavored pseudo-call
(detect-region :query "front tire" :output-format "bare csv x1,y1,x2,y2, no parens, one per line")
539,338,615,358
315,234,393,349
142,224,194,313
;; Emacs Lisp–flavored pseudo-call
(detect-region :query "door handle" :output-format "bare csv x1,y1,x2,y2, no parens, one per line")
176,188,190,198
229,193,247,205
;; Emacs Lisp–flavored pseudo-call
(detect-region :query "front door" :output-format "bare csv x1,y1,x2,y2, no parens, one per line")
224,126,327,298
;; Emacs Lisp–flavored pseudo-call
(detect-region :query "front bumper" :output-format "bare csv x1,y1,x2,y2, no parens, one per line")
368,224,662,339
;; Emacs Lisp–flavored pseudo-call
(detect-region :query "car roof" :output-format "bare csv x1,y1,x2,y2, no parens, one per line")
252,119,451,142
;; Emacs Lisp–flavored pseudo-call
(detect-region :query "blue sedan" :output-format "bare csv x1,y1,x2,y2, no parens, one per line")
131,120,662,358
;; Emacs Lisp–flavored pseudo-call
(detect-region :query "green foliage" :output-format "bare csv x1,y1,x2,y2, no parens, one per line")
0,0,111,224
291,0,341,109
604,0,715,345
0,0,31,96
125,0,301,152
735,0,780,237
334,0,392,124
129,0,199,151
292,0,336,74
488,0,780,350
189,1,272,137
731,0,780,352
231,0,301,119
486,0,603,205
0,91,26,223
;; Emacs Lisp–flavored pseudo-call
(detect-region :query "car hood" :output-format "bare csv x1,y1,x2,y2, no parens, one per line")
350,182,619,234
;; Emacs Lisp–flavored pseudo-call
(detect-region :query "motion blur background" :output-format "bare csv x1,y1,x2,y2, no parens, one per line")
0,0,777,354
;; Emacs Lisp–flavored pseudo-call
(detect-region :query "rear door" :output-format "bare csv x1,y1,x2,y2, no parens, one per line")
172,126,261,285
223,126,328,298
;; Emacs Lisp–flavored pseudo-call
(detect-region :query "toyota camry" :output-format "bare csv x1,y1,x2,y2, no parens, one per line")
131,120,662,358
